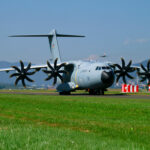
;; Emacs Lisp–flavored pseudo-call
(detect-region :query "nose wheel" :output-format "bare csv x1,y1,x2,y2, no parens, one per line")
89,89,104,95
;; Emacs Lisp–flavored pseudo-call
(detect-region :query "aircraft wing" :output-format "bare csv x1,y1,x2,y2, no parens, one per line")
130,65,140,70
0,64,48,73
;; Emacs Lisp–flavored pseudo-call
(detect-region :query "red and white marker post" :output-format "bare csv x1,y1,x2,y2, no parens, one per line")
148,85,150,92
122,84,139,93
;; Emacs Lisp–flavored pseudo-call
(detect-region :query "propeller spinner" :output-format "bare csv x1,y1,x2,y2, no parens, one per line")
10,60,36,87
43,58,67,85
113,58,135,84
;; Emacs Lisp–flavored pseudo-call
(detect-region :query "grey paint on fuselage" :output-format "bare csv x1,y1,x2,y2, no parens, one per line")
56,60,114,91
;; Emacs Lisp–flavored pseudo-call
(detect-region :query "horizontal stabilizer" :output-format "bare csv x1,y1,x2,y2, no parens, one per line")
9,34,53,37
8,29,85,64
9,34,85,38
56,34,85,37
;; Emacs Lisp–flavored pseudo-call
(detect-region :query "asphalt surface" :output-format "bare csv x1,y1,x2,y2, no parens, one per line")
0,91,150,99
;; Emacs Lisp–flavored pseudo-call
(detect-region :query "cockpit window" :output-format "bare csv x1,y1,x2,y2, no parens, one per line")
102,66,111,69
96,66,102,70
96,66,110,70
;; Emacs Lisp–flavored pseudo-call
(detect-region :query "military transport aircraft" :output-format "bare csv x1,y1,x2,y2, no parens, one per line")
0,29,150,95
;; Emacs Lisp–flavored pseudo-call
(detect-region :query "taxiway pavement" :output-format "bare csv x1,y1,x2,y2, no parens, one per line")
0,91,150,99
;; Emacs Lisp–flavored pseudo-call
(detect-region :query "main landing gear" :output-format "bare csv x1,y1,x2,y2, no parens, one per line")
59,91,71,95
88,89,104,95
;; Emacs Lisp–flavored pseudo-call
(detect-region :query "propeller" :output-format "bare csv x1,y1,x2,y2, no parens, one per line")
10,60,36,87
137,60,150,85
112,58,135,84
43,58,67,85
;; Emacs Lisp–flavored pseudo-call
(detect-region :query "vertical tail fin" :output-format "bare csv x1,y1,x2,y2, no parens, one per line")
9,29,85,63
48,29,61,63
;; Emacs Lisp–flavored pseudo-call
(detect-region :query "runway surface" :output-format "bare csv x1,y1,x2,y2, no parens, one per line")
0,91,150,99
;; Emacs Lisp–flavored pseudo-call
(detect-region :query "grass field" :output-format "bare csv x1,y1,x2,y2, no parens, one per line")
0,91,150,149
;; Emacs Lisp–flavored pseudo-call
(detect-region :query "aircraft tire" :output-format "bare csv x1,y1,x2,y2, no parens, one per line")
99,90,104,95
89,89,103,95
59,91,71,95
89,89,94,95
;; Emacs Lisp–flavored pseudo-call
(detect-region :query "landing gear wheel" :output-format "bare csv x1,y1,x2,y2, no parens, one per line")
89,89,94,95
59,91,71,95
89,89,104,95
99,90,104,95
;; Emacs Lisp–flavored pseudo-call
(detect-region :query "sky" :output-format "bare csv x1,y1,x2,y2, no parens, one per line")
0,0,150,64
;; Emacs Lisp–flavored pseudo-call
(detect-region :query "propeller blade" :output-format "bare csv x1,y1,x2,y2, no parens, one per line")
57,63,66,70
47,61,54,71
20,60,24,72
42,70,52,74
126,60,132,69
10,73,20,78
126,73,134,79
114,64,122,70
25,62,31,72
25,76,34,82
121,58,125,68
54,58,58,69
45,74,53,81
116,74,121,83
114,70,122,74
122,75,127,84
57,73,64,82
15,76,22,86
21,79,26,87
141,64,147,72
11,66,21,73
53,76,57,85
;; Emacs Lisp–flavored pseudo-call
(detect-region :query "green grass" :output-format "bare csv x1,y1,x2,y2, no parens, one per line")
0,92,150,149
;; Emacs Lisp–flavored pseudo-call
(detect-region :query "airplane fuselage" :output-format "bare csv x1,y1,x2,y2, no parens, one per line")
57,60,115,94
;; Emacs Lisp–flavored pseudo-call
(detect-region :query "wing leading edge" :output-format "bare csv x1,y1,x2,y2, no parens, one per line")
0,64,47,73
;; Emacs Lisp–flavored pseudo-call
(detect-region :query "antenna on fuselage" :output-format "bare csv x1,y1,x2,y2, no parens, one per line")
100,53,107,58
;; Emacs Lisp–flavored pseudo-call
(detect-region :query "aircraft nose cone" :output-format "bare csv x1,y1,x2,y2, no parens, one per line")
101,71,114,86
